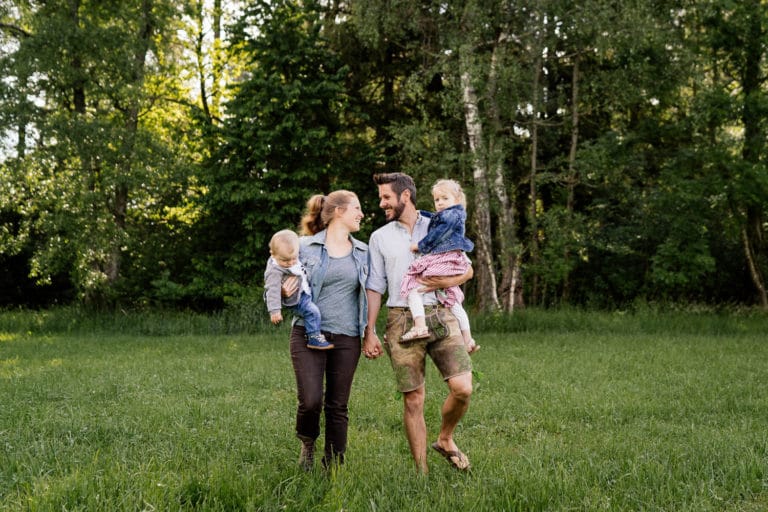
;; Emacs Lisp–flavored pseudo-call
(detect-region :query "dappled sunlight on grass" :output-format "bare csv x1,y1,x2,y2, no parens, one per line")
0,356,21,378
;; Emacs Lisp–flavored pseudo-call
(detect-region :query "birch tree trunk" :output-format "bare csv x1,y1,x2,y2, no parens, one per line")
460,48,500,312
486,33,523,312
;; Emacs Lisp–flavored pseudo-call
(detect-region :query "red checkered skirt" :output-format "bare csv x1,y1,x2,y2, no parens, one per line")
400,250,470,308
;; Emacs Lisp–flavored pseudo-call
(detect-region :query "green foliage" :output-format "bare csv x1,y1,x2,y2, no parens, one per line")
1,0,767,309
386,120,468,203
0,0,206,307
527,206,586,304
642,154,723,300
192,0,377,298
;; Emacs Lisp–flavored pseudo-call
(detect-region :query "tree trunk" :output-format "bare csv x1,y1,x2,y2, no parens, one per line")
105,0,154,291
510,255,525,312
69,0,86,115
486,33,522,312
739,0,767,309
67,0,102,306
742,224,768,309
195,0,212,124
562,54,580,302
15,70,29,159
460,50,500,312
212,0,222,114
528,52,542,304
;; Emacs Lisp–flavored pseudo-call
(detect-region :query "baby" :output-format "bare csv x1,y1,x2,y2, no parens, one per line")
263,229,333,350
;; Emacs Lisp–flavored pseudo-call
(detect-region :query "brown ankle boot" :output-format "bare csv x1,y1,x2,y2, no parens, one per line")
298,439,315,471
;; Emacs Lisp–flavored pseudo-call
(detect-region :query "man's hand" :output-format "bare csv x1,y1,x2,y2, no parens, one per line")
418,266,473,292
363,328,383,359
363,290,384,359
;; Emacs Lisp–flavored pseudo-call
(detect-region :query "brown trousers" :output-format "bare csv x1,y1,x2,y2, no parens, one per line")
289,325,361,464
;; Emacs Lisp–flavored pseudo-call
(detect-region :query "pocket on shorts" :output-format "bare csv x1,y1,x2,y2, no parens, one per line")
386,310,408,344
425,307,449,341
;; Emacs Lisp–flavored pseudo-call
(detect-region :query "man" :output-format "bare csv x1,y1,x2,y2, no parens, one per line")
363,172,474,474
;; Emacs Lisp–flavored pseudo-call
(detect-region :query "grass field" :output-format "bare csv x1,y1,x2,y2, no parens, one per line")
1,308,767,511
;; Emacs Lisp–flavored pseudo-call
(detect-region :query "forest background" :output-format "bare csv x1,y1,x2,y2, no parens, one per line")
1,0,767,314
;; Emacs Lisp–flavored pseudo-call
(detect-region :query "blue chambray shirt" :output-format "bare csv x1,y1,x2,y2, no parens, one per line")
296,230,369,336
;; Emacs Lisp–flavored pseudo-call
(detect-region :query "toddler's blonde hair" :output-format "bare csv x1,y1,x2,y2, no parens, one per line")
432,179,467,208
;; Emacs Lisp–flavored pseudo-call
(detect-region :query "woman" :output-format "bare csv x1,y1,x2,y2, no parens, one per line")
288,190,368,470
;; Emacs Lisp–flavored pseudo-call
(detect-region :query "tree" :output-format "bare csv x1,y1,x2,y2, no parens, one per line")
676,0,768,308
2,0,766,310
192,0,376,299
0,0,205,306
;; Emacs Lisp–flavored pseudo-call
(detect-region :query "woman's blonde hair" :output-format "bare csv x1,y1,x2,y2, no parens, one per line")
300,190,359,235
432,179,467,208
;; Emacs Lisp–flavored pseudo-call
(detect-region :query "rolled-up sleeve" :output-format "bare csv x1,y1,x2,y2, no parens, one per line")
366,231,388,294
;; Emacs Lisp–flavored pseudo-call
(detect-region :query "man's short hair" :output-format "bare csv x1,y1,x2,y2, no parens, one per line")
373,172,417,205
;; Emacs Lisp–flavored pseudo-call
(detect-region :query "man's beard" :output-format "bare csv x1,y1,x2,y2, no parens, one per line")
386,200,406,222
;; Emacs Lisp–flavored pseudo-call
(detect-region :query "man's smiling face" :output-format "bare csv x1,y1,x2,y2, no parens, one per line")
378,183,406,222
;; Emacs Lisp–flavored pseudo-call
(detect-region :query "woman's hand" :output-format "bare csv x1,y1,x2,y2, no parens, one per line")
362,329,383,359
281,275,300,298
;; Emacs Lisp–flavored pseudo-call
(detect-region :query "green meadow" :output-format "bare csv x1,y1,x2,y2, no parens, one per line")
1,308,767,511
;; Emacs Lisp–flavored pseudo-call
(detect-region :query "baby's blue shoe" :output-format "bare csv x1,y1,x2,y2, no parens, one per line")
307,333,334,350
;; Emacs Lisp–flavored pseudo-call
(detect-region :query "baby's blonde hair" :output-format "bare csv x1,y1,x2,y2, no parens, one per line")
432,179,467,208
269,229,299,255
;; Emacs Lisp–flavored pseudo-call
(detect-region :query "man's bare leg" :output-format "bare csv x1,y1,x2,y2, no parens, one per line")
403,386,428,473
434,372,472,457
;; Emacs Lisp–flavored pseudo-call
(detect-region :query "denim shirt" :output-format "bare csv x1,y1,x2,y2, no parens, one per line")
297,230,369,337
417,204,474,254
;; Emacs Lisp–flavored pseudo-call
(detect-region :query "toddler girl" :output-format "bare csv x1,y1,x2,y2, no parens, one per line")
399,179,478,353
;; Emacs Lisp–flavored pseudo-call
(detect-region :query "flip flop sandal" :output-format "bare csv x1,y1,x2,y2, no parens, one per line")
431,442,471,471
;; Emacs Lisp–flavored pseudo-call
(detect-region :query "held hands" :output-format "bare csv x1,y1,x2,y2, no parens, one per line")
363,329,383,359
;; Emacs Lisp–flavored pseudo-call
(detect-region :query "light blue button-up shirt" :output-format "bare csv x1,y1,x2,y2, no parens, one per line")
366,212,438,307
